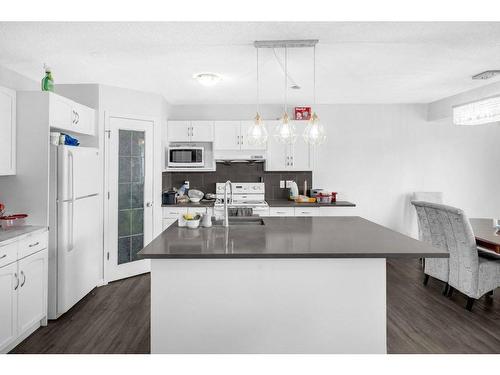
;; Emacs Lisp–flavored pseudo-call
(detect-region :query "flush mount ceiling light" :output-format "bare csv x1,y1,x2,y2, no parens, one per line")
193,73,222,87
246,48,268,146
453,96,500,125
472,70,500,80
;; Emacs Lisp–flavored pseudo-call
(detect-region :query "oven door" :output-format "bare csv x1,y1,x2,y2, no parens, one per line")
168,147,204,168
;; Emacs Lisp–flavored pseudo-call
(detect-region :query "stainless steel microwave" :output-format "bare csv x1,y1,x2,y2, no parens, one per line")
167,146,205,168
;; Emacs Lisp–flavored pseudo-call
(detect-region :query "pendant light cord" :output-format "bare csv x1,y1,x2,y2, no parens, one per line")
284,46,288,115
313,45,316,108
256,47,260,114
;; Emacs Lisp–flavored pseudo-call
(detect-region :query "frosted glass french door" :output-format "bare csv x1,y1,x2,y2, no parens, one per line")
107,116,153,282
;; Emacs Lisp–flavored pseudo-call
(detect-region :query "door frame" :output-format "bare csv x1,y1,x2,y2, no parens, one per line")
103,112,161,283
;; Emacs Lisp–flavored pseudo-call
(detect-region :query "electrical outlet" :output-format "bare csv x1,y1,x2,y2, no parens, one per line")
280,180,285,188
285,180,292,188
184,180,190,189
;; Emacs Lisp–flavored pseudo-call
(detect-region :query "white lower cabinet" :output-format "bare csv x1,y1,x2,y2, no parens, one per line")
162,207,213,230
0,230,48,353
17,250,47,334
0,262,17,350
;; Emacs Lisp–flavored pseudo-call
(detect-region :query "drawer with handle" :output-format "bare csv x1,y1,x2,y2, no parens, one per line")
269,207,295,217
0,241,17,268
294,207,320,217
163,207,188,219
18,231,48,259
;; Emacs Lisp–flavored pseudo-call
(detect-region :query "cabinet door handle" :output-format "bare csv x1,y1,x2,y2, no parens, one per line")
75,111,79,124
29,241,40,248
14,273,19,290
72,110,76,124
20,271,26,287
0,254,6,259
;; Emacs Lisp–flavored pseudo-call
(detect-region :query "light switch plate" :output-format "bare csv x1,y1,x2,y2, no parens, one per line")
285,180,292,188
280,180,285,188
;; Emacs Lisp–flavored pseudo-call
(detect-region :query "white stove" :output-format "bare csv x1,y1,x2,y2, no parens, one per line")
214,182,269,215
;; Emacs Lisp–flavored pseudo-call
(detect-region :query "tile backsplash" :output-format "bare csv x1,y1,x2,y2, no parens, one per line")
163,162,313,200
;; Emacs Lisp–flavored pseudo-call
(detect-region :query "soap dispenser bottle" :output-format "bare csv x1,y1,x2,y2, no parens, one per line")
41,64,54,92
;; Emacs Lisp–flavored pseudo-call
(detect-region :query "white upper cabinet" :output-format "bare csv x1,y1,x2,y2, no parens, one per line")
265,120,313,171
49,93,95,136
214,121,241,150
214,121,267,151
167,121,213,142
0,86,16,175
167,121,190,142
190,121,214,142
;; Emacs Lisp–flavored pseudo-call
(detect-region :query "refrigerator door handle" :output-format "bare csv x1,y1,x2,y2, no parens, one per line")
68,150,75,252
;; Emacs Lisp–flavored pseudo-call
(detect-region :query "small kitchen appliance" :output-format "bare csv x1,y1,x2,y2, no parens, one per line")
162,191,177,205
167,145,205,168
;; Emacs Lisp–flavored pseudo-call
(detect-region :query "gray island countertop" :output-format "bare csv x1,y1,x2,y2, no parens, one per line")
138,216,447,259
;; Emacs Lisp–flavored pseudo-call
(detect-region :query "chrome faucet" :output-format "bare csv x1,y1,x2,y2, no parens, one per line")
223,180,233,227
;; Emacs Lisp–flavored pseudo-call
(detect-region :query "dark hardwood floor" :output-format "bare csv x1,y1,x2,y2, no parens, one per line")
10,273,150,354
10,259,500,354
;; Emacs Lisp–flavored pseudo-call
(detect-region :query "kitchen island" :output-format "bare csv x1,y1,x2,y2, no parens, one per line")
138,216,447,354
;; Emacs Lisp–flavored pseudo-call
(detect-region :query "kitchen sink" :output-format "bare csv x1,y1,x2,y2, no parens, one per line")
213,217,265,226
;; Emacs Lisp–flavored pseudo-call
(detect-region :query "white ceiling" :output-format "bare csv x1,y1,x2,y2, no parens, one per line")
1,22,500,104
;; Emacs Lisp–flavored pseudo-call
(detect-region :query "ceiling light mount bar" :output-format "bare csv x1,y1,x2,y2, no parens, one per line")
253,39,319,49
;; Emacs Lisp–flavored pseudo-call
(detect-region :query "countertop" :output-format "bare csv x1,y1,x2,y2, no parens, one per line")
267,200,356,207
162,200,215,207
0,225,47,245
138,216,447,259
162,200,356,208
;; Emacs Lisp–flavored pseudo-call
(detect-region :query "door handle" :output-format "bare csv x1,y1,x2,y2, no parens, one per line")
20,271,26,287
14,273,19,290
72,110,76,124
29,241,40,248
75,111,79,124
146,202,153,207
0,254,6,259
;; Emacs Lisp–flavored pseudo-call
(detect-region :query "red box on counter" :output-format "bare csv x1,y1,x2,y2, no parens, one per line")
294,107,311,120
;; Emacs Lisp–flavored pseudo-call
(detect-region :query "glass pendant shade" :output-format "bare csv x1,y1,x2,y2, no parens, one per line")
303,112,326,145
275,112,297,144
246,113,268,145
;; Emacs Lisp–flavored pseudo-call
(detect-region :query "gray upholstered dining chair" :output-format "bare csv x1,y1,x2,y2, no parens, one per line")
411,199,449,295
411,201,500,311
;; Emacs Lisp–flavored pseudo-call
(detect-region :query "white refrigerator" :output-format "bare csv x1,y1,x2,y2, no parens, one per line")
48,145,102,319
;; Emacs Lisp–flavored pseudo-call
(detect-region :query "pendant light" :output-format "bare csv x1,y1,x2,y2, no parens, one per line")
274,46,297,144
246,47,268,145
303,45,326,145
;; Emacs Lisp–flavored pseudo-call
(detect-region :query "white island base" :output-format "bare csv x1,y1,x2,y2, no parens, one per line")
151,258,386,354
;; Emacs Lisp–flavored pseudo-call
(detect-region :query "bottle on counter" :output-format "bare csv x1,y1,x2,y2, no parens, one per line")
41,64,54,92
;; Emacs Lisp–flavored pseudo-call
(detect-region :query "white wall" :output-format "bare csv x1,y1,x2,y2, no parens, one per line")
0,64,38,91
169,103,500,236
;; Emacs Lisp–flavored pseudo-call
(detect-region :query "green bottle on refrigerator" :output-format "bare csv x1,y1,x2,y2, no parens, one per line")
41,65,54,92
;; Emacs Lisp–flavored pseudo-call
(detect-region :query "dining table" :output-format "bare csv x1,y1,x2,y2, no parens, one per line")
470,218,500,256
